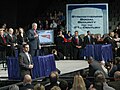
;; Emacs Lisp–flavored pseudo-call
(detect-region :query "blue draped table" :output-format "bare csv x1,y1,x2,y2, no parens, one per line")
7,54,56,80
81,44,113,62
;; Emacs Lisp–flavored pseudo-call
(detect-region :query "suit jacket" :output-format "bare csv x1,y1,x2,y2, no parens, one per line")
19,83,34,90
27,29,39,49
6,34,17,46
72,36,83,47
19,52,33,78
0,35,8,46
104,36,117,50
108,80,120,90
0,35,8,51
89,60,108,78
83,35,94,45
17,33,28,45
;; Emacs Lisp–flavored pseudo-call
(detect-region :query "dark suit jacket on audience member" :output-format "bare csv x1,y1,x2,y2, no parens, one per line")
19,83,34,90
89,60,108,78
108,80,120,90
19,52,33,79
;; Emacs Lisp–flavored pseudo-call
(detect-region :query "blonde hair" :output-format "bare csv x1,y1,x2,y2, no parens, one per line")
34,83,45,90
50,86,61,90
72,74,86,90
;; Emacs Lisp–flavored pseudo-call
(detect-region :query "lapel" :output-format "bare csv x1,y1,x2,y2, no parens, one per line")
24,52,31,64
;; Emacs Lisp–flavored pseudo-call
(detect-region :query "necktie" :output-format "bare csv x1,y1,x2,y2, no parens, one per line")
76,38,79,44
34,30,37,35
88,36,91,43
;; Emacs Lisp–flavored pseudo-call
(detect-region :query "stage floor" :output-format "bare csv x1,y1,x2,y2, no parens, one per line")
56,60,89,75
0,60,89,80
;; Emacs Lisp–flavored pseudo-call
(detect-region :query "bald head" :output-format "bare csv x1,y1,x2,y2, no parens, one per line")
87,56,94,64
23,74,32,84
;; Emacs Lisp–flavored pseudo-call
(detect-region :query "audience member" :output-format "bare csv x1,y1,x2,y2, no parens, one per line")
50,86,61,90
107,57,120,78
20,74,34,90
108,71,120,90
89,70,115,90
100,60,108,75
71,74,86,90
87,56,108,78
18,44,33,80
45,71,59,90
59,79,68,90
114,33,120,48
9,84,19,90
81,70,91,90
34,83,45,90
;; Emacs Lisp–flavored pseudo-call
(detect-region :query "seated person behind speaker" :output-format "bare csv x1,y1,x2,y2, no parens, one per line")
52,49,64,60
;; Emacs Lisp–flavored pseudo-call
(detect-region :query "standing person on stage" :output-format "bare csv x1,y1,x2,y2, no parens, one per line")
83,31,94,46
17,27,29,54
72,31,83,60
19,44,34,80
6,28,18,57
27,22,40,56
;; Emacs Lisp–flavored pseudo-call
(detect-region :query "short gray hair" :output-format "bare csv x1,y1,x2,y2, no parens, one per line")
32,23,37,29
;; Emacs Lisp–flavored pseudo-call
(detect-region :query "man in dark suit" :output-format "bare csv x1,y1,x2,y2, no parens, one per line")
6,28,18,57
27,22,40,56
19,44,33,80
72,31,83,60
87,56,108,78
45,71,59,90
108,71,120,90
83,31,94,46
104,32,117,58
0,28,14,57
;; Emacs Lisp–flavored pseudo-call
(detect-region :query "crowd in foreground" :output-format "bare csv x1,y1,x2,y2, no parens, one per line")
8,57,120,90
